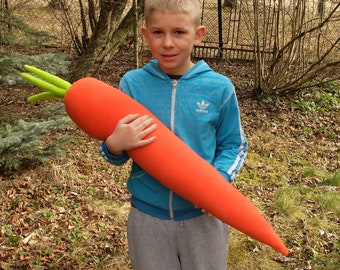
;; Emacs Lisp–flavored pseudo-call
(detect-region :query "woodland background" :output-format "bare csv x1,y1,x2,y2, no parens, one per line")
0,1,339,269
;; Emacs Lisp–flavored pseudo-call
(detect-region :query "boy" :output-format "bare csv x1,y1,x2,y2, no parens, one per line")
100,0,248,269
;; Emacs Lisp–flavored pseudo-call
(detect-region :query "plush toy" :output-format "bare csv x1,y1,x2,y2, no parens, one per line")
21,65,289,256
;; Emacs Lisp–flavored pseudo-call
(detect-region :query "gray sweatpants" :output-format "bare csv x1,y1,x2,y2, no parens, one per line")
127,206,229,270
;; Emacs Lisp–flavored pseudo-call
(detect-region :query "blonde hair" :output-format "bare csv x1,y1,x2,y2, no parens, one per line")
144,0,201,26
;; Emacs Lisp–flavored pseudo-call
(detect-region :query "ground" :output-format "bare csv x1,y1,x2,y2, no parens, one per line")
0,48,339,269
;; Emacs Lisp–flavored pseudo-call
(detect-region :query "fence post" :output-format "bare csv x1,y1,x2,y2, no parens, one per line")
218,0,223,58
133,0,139,68
224,0,237,8
318,0,325,17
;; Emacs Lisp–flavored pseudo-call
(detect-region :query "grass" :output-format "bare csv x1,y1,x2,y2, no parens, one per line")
325,172,340,187
273,186,303,218
228,84,340,269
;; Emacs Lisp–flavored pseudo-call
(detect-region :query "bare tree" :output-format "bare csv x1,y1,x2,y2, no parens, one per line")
250,0,340,96
55,0,145,80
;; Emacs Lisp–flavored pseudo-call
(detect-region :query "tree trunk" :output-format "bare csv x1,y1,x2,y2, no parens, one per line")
69,0,145,81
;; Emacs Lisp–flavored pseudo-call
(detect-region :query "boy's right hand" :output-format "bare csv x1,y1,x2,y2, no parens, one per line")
105,114,157,155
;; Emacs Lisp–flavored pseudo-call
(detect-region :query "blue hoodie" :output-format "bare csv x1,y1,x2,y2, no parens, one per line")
100,59,247,221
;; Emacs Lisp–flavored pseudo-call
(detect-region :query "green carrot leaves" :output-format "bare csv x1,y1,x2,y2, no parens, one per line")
23,65,72,90
21,73,66,97
21,65,72,102
27,91,61,102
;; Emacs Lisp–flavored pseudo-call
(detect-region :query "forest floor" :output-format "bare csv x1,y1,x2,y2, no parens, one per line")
0,48,339,269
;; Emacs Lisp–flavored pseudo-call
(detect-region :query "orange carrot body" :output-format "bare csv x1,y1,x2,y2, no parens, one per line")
65,77,288,256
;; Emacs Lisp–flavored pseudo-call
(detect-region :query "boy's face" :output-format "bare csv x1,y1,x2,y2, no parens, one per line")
141,11,206,75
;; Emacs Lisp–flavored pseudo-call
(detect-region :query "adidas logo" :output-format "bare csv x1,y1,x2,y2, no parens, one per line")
196,100,209,113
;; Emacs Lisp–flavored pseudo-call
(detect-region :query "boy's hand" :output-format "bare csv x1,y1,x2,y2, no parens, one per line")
105,114,157,155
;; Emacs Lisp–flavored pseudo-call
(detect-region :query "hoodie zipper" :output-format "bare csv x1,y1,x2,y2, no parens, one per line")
169,79,177,220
